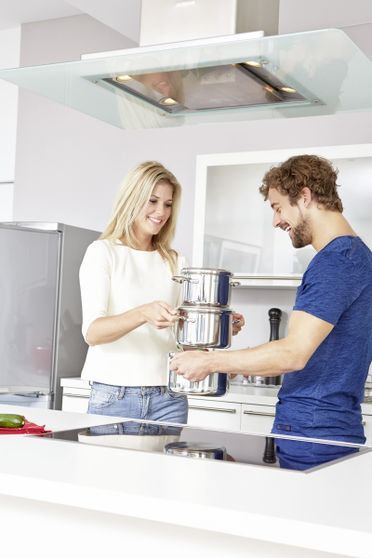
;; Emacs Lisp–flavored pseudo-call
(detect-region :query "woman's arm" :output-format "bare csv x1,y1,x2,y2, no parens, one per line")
80,242,178,347
85,301,177,346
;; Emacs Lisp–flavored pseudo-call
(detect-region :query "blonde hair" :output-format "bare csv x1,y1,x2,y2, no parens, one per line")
100,161,182,273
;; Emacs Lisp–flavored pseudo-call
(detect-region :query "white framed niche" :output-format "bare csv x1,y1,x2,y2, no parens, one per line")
193,144,372,287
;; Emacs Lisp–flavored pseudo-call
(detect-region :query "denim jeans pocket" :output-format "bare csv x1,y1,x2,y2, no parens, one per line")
89,386,117,409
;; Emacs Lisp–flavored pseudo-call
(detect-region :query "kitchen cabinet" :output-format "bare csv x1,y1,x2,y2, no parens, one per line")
187,398,241,431
60,379,372,445
240,402,276,435
193,144,372,286
62,387,90,413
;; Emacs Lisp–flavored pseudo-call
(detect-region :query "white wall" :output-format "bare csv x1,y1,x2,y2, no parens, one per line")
11,11,372,349
0,26,20,220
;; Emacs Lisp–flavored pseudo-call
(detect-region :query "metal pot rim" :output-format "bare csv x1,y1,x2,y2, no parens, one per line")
180,267,233,276
178,305,233,314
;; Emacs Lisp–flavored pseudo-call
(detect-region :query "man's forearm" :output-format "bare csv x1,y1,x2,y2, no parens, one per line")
208,339,305,376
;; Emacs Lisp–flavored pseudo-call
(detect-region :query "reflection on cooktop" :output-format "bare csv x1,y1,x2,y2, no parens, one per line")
39,420,371,473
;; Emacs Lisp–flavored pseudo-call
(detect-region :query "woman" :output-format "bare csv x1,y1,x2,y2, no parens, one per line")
79,161,189,423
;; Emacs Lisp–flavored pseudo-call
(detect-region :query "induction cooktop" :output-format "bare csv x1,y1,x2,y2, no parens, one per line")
38,420,371,473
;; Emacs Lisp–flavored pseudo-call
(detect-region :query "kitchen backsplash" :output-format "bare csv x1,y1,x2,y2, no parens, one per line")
229,286,372,381
229,287,294,351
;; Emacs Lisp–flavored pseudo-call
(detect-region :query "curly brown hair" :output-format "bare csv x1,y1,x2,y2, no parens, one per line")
259,155,343,212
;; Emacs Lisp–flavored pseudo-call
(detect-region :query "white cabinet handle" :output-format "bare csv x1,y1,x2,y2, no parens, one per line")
188,405,236,414
63,392,90,399
243,410,275,418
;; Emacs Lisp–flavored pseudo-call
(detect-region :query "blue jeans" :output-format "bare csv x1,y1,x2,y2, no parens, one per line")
88,382,188,424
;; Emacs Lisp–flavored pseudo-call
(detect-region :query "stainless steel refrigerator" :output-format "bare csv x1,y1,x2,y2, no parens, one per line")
0,222,99,410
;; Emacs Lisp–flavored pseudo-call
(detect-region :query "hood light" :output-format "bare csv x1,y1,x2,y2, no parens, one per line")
280,86,297,94
159,97,179,106
244,60,263,68
115,74,132,82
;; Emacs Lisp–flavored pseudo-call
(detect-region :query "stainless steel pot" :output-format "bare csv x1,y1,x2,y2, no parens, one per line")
174,305,233,349
168,353,228,396
164,441,226,460
172,267,240,307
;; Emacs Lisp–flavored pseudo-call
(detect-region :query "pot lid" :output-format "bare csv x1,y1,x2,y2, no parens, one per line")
0,29,372,129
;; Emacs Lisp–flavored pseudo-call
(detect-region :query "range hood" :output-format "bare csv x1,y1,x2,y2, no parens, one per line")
1,28,372,129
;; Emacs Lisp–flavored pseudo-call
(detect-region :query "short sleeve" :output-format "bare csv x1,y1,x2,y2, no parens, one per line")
79,240,112,338
294,252,363,326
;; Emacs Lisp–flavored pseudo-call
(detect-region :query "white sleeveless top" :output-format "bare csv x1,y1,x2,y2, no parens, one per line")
79,239,186,386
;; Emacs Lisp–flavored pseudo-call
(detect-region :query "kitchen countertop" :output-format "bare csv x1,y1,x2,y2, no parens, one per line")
0,404,371,558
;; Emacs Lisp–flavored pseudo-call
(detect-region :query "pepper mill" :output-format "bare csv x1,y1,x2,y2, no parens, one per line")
266,307,282,386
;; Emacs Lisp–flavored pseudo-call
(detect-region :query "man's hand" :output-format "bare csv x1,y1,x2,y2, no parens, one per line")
169,350,214,382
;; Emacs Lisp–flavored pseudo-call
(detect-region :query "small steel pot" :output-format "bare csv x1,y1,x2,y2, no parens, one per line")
174,305,233,349
168,354,228,396
172,267,240,307
164,441,226,460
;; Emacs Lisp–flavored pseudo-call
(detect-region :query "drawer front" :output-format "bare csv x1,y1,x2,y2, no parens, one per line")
62,392,90,413
241,403,276,435
187,398,241,431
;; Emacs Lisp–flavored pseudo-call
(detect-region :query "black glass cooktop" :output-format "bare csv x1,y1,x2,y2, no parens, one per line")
39,420,371,473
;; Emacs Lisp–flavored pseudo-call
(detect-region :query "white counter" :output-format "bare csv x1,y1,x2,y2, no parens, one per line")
0,404,371,558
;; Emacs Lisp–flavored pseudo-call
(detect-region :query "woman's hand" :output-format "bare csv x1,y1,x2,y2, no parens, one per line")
140,301,178,329
232,312,245,336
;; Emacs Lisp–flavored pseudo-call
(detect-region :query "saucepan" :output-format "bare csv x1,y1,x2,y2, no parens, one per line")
164,441,227,460
174,305,234,349
167,352,228,397
172,267,240,307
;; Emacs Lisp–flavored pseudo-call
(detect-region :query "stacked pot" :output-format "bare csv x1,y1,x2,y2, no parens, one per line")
168,267,240,397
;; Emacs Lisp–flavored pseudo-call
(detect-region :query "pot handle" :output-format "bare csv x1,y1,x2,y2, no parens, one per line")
172,275,199,284
176,315,197,323
172,275,185,283
230,281,241,287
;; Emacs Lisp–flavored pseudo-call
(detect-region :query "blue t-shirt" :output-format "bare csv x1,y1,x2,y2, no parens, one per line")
272,236,372,443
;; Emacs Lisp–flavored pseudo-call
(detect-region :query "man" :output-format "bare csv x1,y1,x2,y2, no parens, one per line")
170,154,372,443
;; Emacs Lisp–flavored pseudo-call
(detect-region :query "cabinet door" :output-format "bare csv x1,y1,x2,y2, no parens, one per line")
187,398,241,431
62,389,90,413
241,403,276,435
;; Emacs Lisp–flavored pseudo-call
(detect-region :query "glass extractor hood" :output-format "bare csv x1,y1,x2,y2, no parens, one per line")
1,28,372,129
